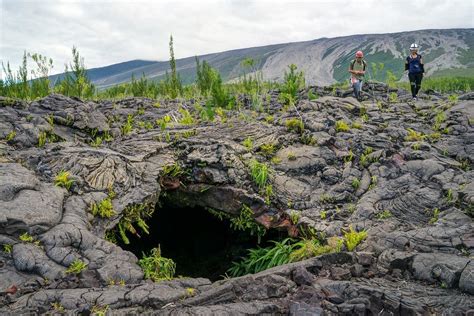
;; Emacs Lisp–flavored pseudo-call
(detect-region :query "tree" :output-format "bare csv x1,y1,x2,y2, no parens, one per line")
168,35,182,98
55,46,95,99
195,57,215,96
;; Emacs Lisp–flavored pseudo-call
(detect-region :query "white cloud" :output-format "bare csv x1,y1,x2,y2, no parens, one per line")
0,0,472,77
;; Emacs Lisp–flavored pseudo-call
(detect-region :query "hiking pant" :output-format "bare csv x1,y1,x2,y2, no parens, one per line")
351,80,363,97
409,73,423,97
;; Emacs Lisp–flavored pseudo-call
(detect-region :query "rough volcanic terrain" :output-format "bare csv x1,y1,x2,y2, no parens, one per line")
0,84,473,315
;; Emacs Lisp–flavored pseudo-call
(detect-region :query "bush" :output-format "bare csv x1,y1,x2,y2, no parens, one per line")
1,51,54,100
249,159,270,189
285,118,304,133
117,203,154,244
228,236,343,277
90,197,116,218
139,247,176,281
343,226,367,251
55,46,95,99
54,170,74,190
66,259,87,274
335,120,350,132
227,238,295,277
280,64,305,106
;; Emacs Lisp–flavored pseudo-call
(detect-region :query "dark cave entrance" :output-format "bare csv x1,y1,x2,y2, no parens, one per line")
119,196,283,281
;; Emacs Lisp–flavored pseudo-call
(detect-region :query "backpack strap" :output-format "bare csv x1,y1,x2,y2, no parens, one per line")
350,59,356,70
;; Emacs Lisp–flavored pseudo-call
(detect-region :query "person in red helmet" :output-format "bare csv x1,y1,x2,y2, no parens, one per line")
348,50,367,101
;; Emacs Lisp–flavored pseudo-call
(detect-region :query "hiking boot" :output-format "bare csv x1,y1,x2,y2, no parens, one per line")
412,97,417,101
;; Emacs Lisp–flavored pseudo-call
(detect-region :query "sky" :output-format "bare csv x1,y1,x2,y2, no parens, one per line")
1,0,473,77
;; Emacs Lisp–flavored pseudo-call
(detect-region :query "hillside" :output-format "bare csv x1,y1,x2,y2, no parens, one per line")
53,28,474,89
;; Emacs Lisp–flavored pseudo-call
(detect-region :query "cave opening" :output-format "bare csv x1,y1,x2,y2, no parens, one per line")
119,196,284,281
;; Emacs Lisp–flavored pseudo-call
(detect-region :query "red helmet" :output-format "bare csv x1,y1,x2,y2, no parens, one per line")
355,51,363,58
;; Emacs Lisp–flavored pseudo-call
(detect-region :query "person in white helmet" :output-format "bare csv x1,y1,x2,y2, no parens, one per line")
405,43,425,101
348,50,367,101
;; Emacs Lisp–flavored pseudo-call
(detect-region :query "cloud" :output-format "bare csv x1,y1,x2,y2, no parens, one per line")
1,0,472,77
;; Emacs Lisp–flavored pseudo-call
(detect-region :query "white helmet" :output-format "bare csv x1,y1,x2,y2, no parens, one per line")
410,43,419,51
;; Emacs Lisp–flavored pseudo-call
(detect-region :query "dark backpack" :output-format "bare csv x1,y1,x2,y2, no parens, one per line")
350,59,367,71
407,54,423,74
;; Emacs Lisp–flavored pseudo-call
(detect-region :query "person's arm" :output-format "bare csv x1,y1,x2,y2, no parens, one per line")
405,57,409,71
420,57,425,73
348,61,355,74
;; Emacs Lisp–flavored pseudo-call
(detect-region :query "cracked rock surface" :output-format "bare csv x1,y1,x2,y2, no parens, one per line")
0,86,473,315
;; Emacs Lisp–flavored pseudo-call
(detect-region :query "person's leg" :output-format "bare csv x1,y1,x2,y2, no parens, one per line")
415,74,423,96
351,78,357,97
353,80,361,98
409,74,416,97
357,81,363,100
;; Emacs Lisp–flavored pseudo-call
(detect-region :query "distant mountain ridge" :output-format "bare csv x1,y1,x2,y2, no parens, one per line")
52,28,474,89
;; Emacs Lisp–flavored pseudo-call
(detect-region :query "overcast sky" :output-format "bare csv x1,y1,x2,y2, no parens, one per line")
1,0,473,77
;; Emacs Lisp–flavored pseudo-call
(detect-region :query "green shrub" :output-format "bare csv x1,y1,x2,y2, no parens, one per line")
156,115,171,131
38,130,60,148
344,150,354,163
55,46,95,99
90,197,116,218
259,143,276,157
388,92,398,103
51,302,65,312
285,118,304,133
54,170,74,190
308,89,318,100
433,111,446,130
2,244,12,253
287,151,297,161
351,121,362,129
289,238,342,262
369,175,378,189
280,64,305,106
5,130,16,142
335,120,350,132
178,108,194,125
90,136,102,148
230,204,266,242
343,226,367,251
90,305,109,316
19,232,35,243
121,114,134,135
162,163,185,178
228,236,342,277
289,210,300,224
227,238,295,277
351,178,360,189
405,128,425,141
65,259,87,274
249,159,270,189
139,247,176,282
429,208,440,224
242,137,253,151
376,210,392,219
117,203,154,244
320,210,327,219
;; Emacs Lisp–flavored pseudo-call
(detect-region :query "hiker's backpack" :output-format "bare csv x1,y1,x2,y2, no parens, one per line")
350,59,367,71
407,54,423,74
